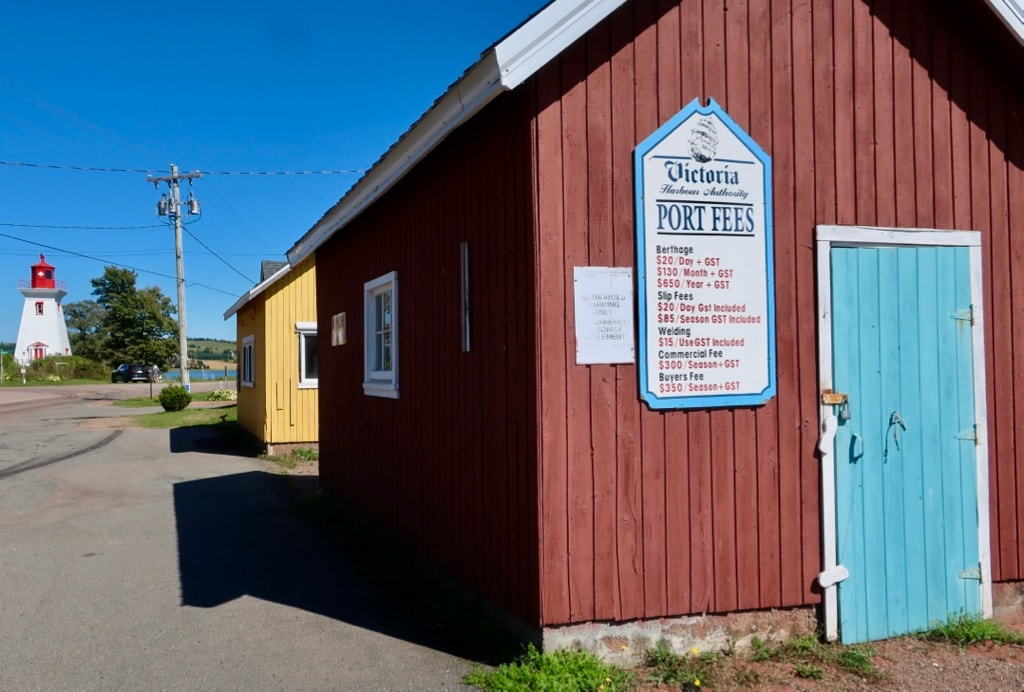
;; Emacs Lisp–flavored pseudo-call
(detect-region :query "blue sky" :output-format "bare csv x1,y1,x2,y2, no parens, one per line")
0,1,548,344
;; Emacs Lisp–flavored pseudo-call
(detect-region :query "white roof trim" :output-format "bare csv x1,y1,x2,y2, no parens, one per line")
223,263,292,320
286,0,627,267
494,0,628,88
984,0,1024,43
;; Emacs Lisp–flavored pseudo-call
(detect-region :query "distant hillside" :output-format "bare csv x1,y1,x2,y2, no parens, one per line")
190,338,236,362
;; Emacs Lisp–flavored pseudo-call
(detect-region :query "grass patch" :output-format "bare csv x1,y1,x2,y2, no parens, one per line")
461,633,887,691
463,644,632,691
732,667,760,687
112,397,161,408
793,661,824,679
134,403,237,429
643,641,716,688
744,633,882,685
916,614,1024,648
1,378,110,387
261,447,318,471
114,390,222,408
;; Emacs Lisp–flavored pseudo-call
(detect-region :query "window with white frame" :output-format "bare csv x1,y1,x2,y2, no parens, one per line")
241,335,255,387
296,322,318,388
363,271,398,398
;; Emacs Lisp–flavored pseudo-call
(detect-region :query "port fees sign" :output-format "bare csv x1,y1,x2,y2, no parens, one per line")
634,98,776,410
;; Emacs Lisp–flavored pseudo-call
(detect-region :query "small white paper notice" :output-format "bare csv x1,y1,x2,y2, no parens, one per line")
574,267,635,365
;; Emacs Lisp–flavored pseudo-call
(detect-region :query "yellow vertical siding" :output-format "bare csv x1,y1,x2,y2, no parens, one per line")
262,256,318,445
233,255,318,447
236,301,267,441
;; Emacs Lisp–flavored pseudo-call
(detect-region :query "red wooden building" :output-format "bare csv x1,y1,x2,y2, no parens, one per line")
287,0,1024,650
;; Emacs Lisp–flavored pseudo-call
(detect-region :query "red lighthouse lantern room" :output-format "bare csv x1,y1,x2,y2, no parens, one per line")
31,254,56,289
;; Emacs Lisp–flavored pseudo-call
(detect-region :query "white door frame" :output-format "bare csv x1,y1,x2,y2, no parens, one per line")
815,225,992,641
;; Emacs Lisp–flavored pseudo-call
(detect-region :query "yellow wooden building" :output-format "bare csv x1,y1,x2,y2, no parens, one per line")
223,256,318,452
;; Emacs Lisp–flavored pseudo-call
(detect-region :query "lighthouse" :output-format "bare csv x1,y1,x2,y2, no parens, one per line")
14,254,73,365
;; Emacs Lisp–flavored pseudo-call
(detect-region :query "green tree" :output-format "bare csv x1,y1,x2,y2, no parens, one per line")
90,267,179,366
64,299,108,362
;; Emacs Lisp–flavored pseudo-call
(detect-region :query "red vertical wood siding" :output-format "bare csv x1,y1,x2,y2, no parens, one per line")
316,0,1024,633
530,0,1024,626
316,96,540,626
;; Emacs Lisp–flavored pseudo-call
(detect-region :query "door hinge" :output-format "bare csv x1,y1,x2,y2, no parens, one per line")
955,423,983,446
958,565,982,581
953,305,976,326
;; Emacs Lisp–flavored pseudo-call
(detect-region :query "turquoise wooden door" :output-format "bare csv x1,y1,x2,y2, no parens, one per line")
831,245,981,644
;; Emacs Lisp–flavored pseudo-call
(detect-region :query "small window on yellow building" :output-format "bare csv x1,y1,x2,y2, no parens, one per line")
241,335,255,387
296,322,318,388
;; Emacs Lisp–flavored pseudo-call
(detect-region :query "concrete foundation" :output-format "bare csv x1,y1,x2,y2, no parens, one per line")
993,580,1024,631
541,607,818,666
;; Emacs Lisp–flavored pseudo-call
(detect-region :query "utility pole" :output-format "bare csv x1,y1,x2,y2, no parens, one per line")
148,164,201,391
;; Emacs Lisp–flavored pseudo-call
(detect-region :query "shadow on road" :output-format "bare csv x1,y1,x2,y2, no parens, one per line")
169,423,260,457
173,471,517,665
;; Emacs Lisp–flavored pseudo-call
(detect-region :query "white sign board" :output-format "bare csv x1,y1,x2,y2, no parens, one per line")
634,98,776,409
573,267,635,365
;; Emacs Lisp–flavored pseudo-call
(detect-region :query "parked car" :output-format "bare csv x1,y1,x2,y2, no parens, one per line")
111,363,153,383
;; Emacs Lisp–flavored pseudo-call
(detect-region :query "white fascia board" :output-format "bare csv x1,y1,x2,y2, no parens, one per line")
494,0,628,89
222,263,292,320
983,0,1024,44
286,0,626,267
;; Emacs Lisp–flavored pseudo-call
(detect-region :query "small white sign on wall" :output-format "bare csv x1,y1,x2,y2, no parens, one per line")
573,267,635,365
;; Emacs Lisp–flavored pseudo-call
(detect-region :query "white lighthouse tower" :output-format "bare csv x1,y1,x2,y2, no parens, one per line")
14,254,72,365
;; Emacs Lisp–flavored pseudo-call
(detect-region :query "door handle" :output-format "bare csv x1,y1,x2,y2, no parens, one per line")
888,411,908,451
850,433,863,463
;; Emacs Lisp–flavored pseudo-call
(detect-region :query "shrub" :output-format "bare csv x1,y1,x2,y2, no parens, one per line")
158,385,192,412
206,387,237,401
463,644,632,691
18,355,109,382
294,447,318,461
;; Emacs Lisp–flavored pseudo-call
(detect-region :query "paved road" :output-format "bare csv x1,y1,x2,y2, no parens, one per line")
0,383,484,691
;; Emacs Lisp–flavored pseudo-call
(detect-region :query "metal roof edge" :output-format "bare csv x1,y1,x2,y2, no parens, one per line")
223,263,292,320
494,0,628,88
286,0,627,266
983,0,1024,44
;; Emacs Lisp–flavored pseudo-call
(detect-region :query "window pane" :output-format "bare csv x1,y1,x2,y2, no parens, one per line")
303,334,318,379
374,293,384,332
382,333,391,371
363,272,397,395
373,333,384,371
381,291,391,329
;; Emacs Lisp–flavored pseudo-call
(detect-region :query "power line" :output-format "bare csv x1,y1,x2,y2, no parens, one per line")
0,160,149,173
1,221,168,231
182,224,255,284
0,231,239,296
0,159,363,176
200,169,363,176
198,176,277,255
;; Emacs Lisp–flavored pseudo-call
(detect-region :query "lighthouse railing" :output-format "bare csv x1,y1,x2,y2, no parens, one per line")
18,279,67,290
